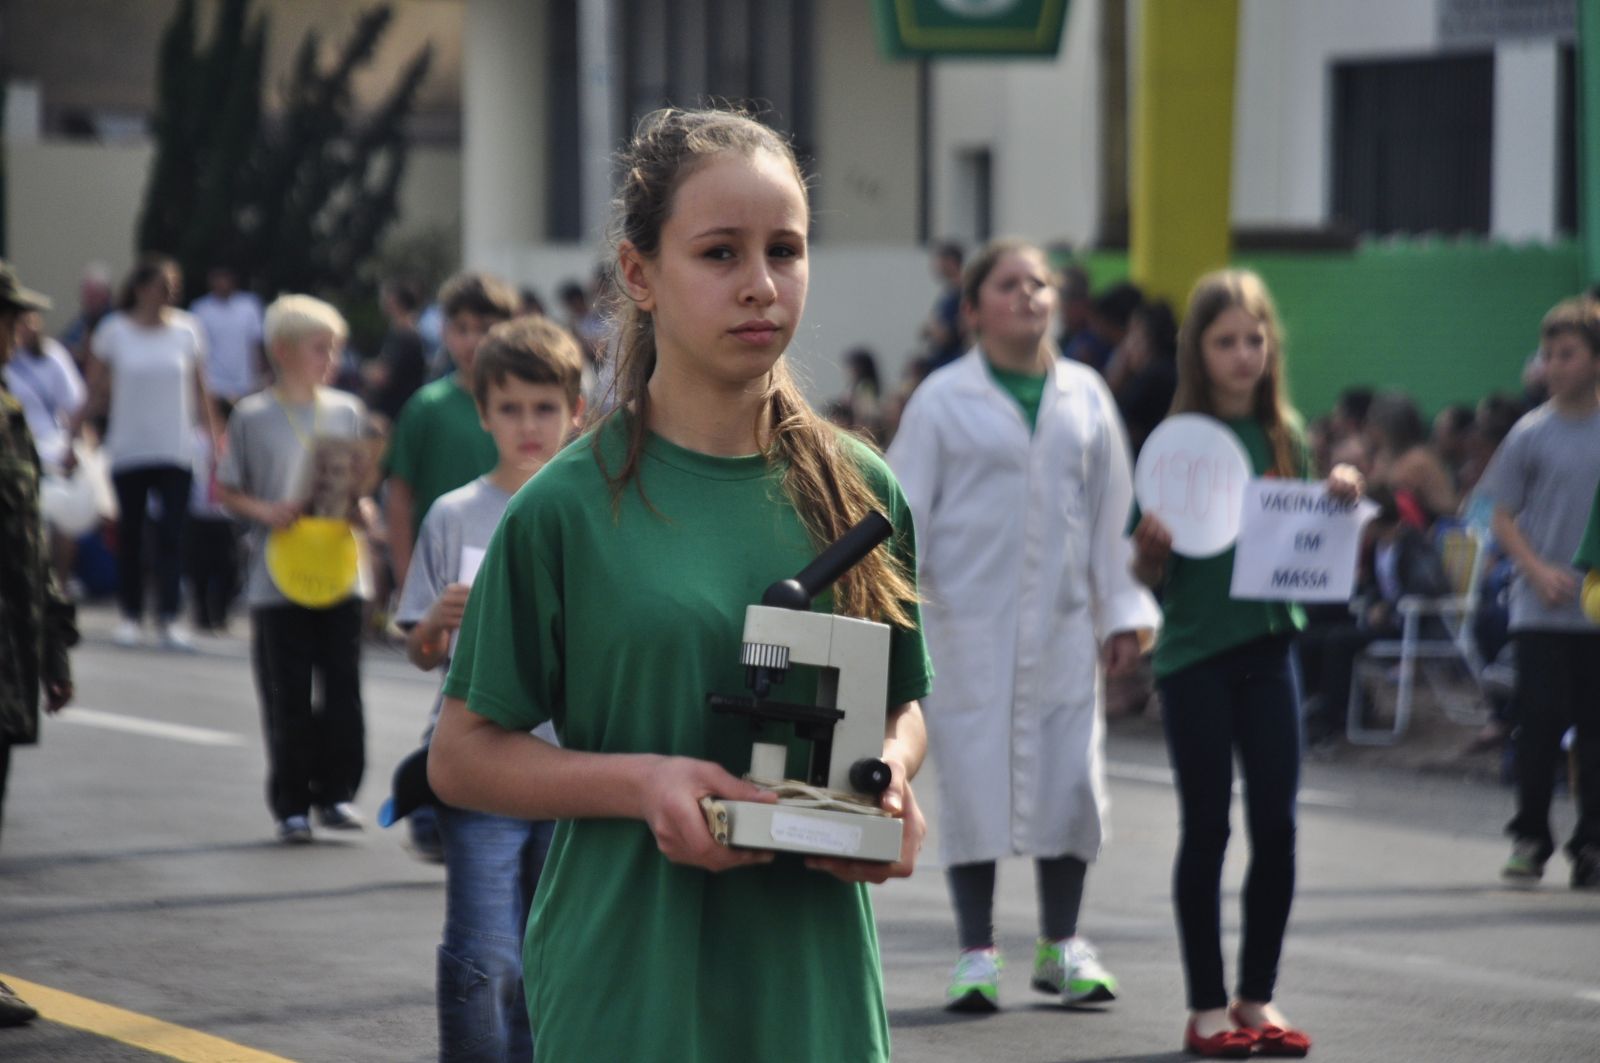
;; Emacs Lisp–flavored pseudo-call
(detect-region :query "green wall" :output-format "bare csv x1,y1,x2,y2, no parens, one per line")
1080,241,1586,418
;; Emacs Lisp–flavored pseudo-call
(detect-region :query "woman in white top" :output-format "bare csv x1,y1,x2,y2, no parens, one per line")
88,255,217,650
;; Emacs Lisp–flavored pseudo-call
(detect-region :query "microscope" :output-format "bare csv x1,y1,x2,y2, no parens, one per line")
702,511,905,863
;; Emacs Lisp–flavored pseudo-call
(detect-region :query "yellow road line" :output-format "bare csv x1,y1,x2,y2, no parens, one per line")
0,974,297,1063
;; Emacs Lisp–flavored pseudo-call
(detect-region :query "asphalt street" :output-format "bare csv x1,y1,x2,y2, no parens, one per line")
1,607,1596,1062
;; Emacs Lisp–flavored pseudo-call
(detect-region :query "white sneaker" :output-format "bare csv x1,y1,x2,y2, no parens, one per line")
157,621,196,653
946,946,1002,1012
112,618,142,648
1032,936,1118,1003
315,802,365,831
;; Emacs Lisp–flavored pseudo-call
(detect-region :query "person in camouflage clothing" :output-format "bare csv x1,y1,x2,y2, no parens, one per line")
0,260,77,1027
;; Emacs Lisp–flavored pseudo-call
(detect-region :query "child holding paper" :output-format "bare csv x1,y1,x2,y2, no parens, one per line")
1130,269,1362,1058
218,295,370,844
395,317,585,1062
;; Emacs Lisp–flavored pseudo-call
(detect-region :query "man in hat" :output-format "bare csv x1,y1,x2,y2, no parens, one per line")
0,260,78,1027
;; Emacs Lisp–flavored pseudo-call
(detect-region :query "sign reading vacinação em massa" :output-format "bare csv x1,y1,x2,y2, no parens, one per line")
870,0,1071,58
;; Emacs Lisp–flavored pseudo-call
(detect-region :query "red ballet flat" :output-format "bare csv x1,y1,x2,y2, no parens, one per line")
1227,1005,1312,1058
1184,1017,1258,1058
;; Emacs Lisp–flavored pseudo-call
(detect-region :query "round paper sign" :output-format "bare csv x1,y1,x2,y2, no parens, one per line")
266,517,361,608
1133,414,1252,558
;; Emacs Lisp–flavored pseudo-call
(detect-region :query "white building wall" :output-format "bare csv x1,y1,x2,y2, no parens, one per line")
1232,0,1439,229
1491,39,1561,241
930,0,1101,247
481,243,942,404
813,0,921,243
4,141,461,333
463,0,548,265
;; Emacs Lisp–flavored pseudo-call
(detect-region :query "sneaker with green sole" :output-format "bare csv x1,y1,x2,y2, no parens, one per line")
946,947,1002,1012
1502,838,1549,883
1031,936,1118,1004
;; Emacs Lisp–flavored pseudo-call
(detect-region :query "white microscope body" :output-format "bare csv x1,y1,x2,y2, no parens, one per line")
704,513,905,863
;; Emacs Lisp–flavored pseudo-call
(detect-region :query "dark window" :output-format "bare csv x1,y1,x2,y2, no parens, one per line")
547,0,583,240
1557,43,1577,236
1331,53,1494,235
619,0,816,165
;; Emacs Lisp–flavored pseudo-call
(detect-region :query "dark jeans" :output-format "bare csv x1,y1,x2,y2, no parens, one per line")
185,516,240,630
437,807,553,1062
1158,635,1300,1010
112,464,193,622
0,740,10,847
1507,631,1600,859
251,601,366,821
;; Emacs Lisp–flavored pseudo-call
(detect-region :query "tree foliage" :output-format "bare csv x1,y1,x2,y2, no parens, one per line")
137,0,432,303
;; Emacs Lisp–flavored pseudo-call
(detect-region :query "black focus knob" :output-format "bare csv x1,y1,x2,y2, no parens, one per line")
849,757,893,796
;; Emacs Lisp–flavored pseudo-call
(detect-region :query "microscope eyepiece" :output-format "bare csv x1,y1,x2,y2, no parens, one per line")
760,511,893,610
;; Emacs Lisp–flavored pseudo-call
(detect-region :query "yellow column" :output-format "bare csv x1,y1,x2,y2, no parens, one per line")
1130,0,1240,305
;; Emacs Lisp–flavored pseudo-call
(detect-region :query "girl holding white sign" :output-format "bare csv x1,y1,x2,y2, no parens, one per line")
1131,269,1362,1058
889,239,1160,1013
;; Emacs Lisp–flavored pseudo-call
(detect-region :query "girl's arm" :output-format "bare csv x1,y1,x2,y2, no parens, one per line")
1130,513,1172,589
428,696,779,873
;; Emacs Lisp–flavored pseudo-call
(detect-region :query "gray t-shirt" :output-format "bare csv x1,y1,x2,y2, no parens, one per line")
1476,402,1600,631
217,387,368,608
397,476,558,744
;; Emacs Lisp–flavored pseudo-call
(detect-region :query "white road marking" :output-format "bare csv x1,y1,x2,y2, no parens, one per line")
53,707,245,748
1578,989,1600,1005
1105,760,1354,808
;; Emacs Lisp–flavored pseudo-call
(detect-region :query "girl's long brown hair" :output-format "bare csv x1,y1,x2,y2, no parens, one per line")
1171,268,1302,477
595,106,917,627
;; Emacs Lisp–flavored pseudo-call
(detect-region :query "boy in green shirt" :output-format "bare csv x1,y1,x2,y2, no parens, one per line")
383,272,517,589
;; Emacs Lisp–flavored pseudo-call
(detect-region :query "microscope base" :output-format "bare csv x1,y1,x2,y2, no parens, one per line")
706,798,903,863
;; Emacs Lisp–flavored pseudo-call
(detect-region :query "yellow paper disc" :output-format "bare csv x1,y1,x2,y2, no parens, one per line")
265,517,360,608
1584,570,1600,624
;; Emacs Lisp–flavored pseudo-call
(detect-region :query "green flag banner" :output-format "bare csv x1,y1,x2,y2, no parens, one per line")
870,0,1071,58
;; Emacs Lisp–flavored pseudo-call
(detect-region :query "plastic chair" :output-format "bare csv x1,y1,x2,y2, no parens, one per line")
1347,525,1492,746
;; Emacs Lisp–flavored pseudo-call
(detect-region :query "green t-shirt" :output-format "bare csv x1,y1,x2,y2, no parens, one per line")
985,359,1048,432
1576,483,1600,572
442,416,933,1063
1144,417,1310,679
383,375,498,532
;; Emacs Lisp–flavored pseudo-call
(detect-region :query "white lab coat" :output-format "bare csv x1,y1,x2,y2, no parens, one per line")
888,350,1160,866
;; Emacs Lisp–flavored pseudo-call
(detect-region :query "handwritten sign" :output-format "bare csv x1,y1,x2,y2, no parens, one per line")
1229,481,1378,602
1134,414,1252,558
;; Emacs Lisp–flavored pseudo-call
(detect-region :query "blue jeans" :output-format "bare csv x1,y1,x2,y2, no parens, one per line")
437,806,553,1063
1158,634,1300,1010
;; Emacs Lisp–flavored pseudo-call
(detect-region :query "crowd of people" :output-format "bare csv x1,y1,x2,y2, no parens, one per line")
2,103,1598,1060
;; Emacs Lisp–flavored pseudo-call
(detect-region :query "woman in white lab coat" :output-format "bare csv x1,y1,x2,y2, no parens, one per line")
887,239,1159,1012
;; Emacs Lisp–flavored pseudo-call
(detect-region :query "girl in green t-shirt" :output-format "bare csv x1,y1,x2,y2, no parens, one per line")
1130,270,1363,1058
428,108,933,1062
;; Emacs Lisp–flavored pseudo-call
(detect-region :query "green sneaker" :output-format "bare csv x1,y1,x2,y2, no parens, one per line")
1031,936,1118,1004
946,947,1002,1012
1501,839,1548,883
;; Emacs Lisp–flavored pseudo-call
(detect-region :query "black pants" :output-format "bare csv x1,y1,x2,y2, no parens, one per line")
1507,631,1600,859
0,740,10,847
251,601,366,821
185,517,239,630
112,464,192,622
1158,635,1300,1010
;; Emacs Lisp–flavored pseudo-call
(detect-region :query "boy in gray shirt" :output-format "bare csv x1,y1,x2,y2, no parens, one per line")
393,316,584,1060
1477,296,1600,889
218,295,372,844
